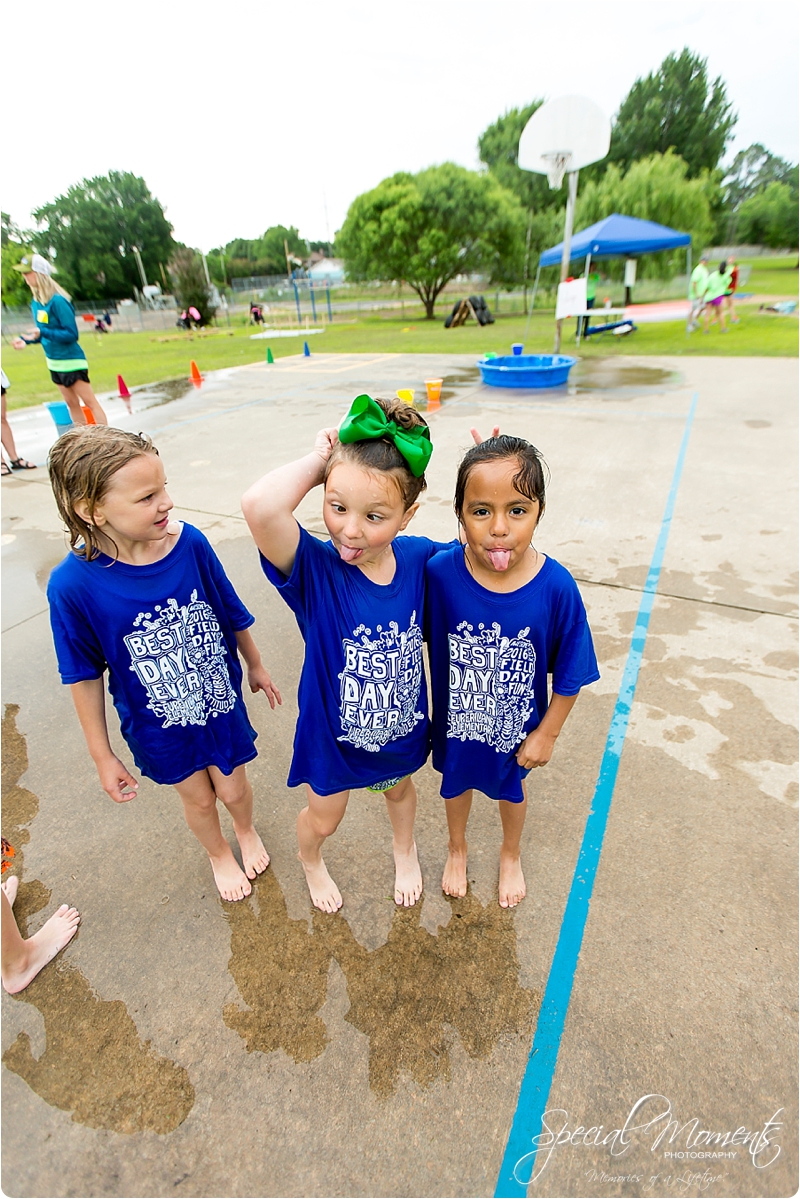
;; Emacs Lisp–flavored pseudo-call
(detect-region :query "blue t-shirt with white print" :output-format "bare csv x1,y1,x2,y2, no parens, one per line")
426,544,600,802
48,522,258,786
261,524,447,796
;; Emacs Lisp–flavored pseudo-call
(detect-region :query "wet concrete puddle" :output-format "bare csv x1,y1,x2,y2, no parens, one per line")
433,360,680,407
3,705,537,1131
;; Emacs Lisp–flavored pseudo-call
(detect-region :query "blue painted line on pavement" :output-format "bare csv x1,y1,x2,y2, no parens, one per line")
494,393,699,1198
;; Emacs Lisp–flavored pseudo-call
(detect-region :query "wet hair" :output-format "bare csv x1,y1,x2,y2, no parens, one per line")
324,395,429,509
454,435,548,522
48,425,158,561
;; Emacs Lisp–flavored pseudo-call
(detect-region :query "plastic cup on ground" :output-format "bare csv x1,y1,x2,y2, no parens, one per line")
511,343,524,356
397,389,415,404
424,379,443,404
81,406,96,425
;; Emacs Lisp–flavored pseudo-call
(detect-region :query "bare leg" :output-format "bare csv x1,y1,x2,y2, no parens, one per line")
718,307,727,332
383,776,422,906
174,769,251,901
297,786,349,912
498,794,527,908
442,790,472,898
2,876,80,994
208,763,269,880
71,379,108,425
55,384,88,425
1,392,21,462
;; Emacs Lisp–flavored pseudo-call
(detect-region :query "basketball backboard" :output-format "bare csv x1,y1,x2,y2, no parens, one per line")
518,96,610,188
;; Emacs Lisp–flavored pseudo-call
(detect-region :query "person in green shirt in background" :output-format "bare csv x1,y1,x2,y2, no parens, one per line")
579,263,601,336
703,260,733,334
688,254,709,331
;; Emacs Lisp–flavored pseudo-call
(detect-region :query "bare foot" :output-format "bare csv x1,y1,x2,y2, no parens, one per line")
2,881,81,995
393,841,422,907
208,848,252,902
235,826,270,879
298,852,342,913
499,851,526,908
442,846,468,898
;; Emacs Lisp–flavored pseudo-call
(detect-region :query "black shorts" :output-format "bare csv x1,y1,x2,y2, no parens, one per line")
50,368,90,387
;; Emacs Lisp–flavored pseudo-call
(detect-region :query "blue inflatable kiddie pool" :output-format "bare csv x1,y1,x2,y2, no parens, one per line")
477,353,577,389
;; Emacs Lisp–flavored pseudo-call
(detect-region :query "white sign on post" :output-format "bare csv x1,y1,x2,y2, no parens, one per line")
624,258,637,287
555,277,587,320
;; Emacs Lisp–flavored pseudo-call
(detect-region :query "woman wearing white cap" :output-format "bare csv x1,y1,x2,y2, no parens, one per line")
12,253,107,425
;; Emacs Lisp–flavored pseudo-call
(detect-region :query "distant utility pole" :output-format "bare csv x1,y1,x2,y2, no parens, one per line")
131,245,148,289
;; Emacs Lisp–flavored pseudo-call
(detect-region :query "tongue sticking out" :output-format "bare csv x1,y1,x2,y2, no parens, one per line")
487,549,511,571
339,545,362,563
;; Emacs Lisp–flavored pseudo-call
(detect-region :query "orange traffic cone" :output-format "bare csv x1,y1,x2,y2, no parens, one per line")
117,374,132,412
190,360,202,387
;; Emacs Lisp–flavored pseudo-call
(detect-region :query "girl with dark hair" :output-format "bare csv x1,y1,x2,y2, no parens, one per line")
426,435,599,908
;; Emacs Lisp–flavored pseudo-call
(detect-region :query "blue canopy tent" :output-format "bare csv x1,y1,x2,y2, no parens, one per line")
538,212,691,265
527,212,693,339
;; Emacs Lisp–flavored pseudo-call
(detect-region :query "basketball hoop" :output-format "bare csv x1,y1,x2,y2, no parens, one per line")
542,151,572,190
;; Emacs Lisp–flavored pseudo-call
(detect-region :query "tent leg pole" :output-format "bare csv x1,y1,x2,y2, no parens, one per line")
523,263,541,347
685,245,693,334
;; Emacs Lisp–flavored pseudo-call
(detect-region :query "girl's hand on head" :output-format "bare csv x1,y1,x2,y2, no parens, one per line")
516,727,557,769
248,663,283,710
313,427,339,462
97,755,139,802
469,425,500,445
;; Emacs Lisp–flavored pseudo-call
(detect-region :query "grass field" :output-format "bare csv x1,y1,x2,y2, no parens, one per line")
3,259,796,410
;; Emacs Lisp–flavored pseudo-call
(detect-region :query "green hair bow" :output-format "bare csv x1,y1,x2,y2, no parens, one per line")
338,394,432,478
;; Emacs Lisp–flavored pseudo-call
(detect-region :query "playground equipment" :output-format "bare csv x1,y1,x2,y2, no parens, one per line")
117,375,131,400
267,347,274,364
190,360,202,387
477,354,577,389
518,96,611,351
303,341,311,357
444,294,494,328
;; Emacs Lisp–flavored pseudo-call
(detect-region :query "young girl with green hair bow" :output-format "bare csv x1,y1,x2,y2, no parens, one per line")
242,393,447,914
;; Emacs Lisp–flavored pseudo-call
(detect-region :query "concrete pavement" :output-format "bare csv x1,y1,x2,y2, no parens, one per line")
1,352,797,1197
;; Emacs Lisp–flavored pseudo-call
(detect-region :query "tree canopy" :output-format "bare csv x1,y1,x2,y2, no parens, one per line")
32,172,175,301
574,151,715,277
337,164,525,318
735,182,799,249
1,213,32,306
208,225,307,282
609,48,736,177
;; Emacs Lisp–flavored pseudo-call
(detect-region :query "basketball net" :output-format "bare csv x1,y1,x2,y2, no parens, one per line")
542,151,572,190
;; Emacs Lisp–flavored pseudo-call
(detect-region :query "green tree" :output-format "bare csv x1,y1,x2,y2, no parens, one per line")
32,172,175,301
168,248,216,324
1,213,34,306
211,225,307,280
337,164,525,319
1,237,32,307
477,101,566,213
735,182,799,249
719,144,799,242
574,150,715,278
610,48,736,178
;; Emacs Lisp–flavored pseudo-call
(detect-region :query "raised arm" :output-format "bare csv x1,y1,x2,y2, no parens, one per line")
241,428,337,575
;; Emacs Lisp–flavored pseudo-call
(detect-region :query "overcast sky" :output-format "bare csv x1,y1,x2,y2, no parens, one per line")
5,0,798,250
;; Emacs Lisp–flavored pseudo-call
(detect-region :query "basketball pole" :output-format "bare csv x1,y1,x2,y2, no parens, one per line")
554,170,579,354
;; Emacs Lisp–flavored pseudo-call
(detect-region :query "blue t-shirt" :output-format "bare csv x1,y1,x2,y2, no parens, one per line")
426,546,600,802
261,525,446,796
48,522,258,786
